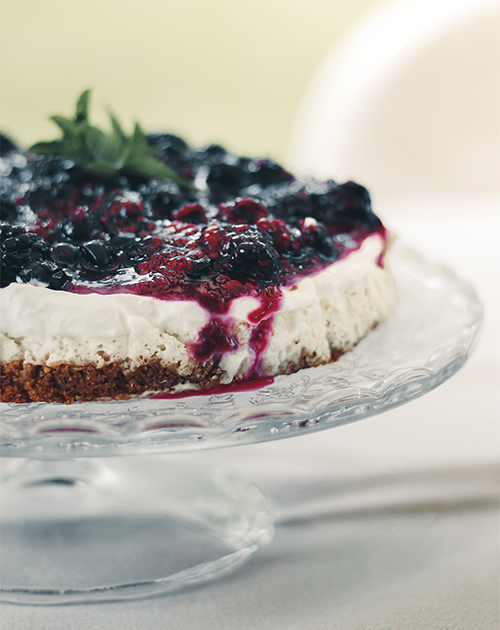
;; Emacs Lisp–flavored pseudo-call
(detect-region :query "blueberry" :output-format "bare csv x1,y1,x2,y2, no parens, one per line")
52,243,80,267
23,155,83,207
0,132,384,300
146,134,194,181
80,240,118,272
195,144,228,167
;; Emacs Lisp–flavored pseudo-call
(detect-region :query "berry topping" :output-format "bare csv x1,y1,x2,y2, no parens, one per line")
1,121,386,315
172,203,207,224
299,220,338,258
1,134,19,157
205,156,251,193
218,197,269,224
219,226,279,282
17,260,68,290
80,240,118,272
52,243,80,267
256,218,296,254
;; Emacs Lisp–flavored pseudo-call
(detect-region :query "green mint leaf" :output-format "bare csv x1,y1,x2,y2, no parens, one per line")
126,155,196,190
28,140,67,155
28,89,196,190
85,161,124,178
74,90,91,125
86,126,126,169
129,122,151,155
108,110,127,144
50,115,79,138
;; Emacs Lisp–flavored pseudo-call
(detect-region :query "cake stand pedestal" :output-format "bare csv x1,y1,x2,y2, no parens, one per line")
0,245,482,604
0,455,272,604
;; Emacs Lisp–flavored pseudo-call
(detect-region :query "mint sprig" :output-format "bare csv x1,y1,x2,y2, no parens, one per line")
29,90,196,190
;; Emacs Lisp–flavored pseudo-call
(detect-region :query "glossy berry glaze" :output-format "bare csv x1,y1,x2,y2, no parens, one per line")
0,133,387,373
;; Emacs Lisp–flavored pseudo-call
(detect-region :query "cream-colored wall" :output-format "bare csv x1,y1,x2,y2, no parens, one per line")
0,0,384,167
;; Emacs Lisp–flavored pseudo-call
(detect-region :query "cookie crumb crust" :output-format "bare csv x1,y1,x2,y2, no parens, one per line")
0,345,351,404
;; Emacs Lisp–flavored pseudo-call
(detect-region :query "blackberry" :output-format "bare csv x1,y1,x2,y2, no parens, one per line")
0,222,25,240
108,231,138,252
147,133,194,180
195,144,227,163
261,180,311,225
244,158,293,188
334,181,379,227
219,226,279,282
299,221,338,259
256,218,297,254
205,157,253,198
172,203,207,224
147,133,189,155
17,261,68,290
0,199,20,223
0,228,54,287
185,257,212,279
122,235,163,268
218,197,269,224
139,179,189,220
24,155,85,208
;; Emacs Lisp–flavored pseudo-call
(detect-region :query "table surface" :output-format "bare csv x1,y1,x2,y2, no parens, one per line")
1,196,499,630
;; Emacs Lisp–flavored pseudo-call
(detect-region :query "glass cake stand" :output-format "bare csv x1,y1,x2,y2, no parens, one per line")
0,243,482,605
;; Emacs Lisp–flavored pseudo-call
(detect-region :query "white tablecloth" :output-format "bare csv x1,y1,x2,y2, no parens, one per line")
1,197,498,629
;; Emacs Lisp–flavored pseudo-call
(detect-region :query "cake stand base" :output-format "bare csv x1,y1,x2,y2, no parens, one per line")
0,455,273,604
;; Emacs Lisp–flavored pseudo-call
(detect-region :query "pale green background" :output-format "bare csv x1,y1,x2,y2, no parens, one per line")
1,0,384,167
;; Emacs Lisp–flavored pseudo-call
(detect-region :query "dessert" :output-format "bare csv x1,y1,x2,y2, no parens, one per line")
0,92,397,403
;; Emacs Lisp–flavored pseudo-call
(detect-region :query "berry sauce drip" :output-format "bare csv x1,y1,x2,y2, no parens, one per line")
0,133,387,368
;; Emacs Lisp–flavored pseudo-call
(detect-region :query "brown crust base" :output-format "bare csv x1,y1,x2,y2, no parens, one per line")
0,358,226,404
0,344,349,404
272,345,346,377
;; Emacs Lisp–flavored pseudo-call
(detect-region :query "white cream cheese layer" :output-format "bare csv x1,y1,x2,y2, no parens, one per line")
263,234,396,374
0,234,396,381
